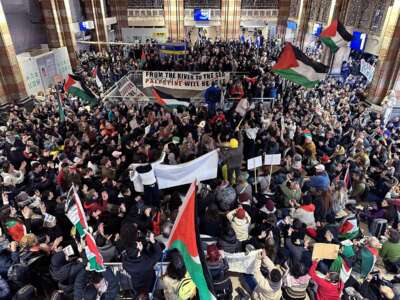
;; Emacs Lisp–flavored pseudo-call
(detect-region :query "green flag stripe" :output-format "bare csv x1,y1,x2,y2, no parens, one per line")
320,37,339,53
170,239,213,300
272,69,319,88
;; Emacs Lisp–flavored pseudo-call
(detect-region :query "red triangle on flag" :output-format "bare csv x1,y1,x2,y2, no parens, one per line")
272,43,299,70
320,20,338,38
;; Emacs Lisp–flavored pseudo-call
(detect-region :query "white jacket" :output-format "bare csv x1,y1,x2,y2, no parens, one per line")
1,170,24,187
226,209,251,241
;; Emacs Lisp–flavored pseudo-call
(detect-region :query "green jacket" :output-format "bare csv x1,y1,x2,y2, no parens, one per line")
380,241,400,263
280,180,302,207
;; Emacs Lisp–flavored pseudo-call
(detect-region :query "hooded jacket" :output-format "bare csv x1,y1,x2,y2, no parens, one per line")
122,242,162,292
217,230,241,253
49,252,84,296
252,252,282,300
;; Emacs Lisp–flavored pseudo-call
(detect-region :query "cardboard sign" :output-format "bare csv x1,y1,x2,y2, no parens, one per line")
264,154,281,166
312,243,340,260
247,156,263,170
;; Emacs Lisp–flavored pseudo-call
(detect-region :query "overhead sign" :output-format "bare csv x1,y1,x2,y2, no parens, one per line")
143,71,230,90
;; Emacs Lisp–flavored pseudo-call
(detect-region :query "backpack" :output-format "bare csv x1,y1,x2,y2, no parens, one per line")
177,273,197,300
8,252,44,284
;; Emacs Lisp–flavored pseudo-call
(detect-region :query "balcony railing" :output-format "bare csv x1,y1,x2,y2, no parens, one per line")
128,0,163,8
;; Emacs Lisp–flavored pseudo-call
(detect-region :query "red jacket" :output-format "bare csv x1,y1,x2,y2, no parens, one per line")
309,261,344,300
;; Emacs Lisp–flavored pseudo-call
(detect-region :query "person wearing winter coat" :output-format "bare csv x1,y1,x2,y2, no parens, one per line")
309,260,344,300
252,249,283,300
293,196,316,228
206,245,232,300
73,268,119,300
226,207,251,242
217,226,241,253
220,131,244,184
121,232,162,293
0,161,26,188
49,251,85,297
282,262,311,300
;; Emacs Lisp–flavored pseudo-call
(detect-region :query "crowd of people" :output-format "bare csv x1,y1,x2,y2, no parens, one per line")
0,36,399,300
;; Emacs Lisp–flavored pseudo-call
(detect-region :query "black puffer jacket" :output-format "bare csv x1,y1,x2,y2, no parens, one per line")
49,252,84,296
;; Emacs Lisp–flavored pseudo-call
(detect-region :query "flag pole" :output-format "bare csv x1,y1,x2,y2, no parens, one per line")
149,249,168,300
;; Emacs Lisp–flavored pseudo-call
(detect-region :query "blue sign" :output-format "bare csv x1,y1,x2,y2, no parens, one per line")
194,9,210,21
351,31,367,51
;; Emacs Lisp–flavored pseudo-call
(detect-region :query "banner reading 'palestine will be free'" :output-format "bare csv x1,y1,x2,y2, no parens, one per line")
143,71,230,90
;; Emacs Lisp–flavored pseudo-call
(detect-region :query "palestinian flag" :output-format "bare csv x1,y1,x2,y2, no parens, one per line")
320,20,352,53
330,255,352,283
151,88,190,108
91,67,103,90
359,246,378,277
65,186,88,238
167,182,216,300
84,232,105,272
4,218,26,242
339,216,359,240
64,74,97,106
272,43,329,88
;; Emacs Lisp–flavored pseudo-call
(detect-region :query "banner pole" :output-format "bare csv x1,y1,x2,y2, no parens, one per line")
253,157,258,193
268,164,273,192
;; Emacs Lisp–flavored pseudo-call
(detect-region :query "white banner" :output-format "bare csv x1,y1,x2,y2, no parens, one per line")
360,59,375,82
224,250,259,274
154,150,219,189
143,71,230,90
130,150,219,190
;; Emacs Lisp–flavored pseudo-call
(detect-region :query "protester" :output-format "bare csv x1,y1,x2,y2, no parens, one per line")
0,35,398,300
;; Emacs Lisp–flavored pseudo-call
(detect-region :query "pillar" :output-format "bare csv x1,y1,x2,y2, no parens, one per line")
41,0,64,49
109,0,128,41
0,1,26,103
220,0,241,41
164,0,185,41
331,0,349,24
55,0,79,68
41,0,78,68
277,0,291,40
83,0,108,50
296,0,311,50
369,0,400,104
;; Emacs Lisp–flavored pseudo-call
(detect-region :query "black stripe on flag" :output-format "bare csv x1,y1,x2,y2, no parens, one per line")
292,46,329,74
337,21,353,42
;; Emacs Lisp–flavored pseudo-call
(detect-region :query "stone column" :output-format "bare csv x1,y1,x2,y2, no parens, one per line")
0,1,26,103
83,0,108,50
277,0,291,40
55,0,79,68
164,0,185,41
296,0,311,50
109,0,128,41
220,0,241,41
41,0,64,49
369,0,400,104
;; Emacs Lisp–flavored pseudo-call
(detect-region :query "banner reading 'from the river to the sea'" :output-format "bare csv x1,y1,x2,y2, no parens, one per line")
143,71,230,90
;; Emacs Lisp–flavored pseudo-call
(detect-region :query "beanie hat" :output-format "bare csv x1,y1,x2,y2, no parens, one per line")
239,193,251,203
265,199,275,213
235,208,246,219
206,244,221,262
